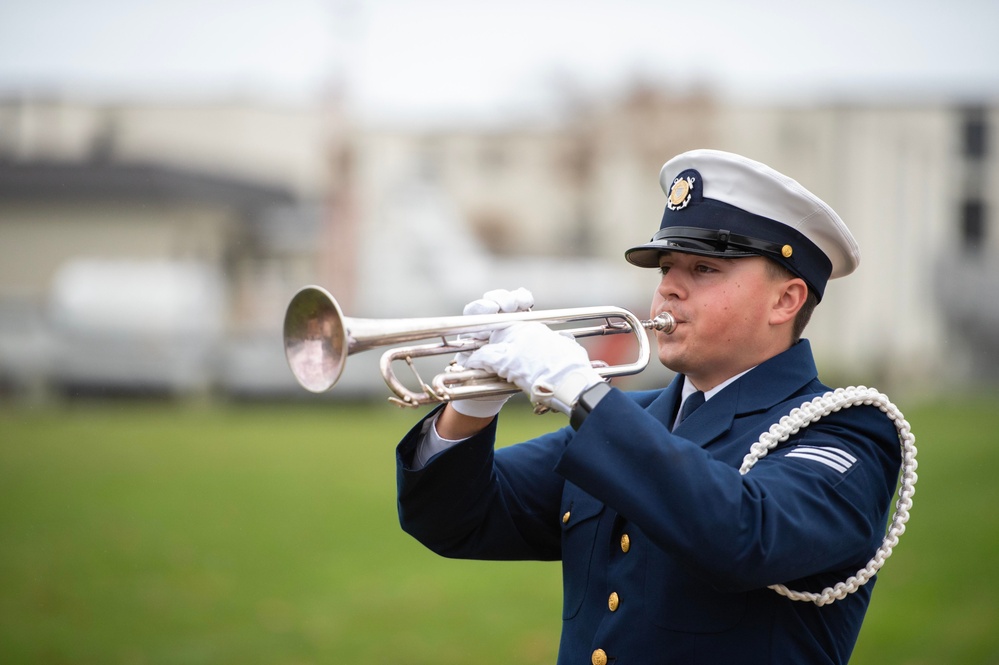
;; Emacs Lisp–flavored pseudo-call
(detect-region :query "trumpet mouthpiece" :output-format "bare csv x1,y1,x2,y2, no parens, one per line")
643,313,676,334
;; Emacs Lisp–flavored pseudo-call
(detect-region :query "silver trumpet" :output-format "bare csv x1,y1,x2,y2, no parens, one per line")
283,285,675,408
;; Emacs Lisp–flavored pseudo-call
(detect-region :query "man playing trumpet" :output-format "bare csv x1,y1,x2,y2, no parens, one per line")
395,149,902,664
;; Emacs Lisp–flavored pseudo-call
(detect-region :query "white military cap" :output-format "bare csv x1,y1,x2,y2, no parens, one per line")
625,149,860,300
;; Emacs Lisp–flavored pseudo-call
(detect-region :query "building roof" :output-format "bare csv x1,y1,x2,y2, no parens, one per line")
0,159,295,210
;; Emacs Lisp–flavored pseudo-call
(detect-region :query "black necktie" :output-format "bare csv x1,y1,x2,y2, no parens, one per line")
678,390,705,425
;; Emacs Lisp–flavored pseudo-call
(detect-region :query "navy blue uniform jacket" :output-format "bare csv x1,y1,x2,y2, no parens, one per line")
396,340,901,664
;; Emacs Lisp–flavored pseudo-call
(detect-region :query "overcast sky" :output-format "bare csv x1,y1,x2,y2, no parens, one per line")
1,0,998,122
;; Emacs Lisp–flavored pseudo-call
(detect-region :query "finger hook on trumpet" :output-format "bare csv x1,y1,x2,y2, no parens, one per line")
283,285,675,406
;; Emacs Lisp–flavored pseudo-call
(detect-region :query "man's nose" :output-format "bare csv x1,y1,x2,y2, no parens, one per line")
657,270,685,300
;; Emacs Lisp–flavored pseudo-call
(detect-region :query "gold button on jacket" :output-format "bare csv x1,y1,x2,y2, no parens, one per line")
608,592,620,612
591,648,608,665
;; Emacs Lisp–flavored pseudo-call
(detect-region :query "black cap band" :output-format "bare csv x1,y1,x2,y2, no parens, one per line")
651,226,789,258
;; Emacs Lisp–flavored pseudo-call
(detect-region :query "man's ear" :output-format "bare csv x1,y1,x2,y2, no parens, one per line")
771,278,808,326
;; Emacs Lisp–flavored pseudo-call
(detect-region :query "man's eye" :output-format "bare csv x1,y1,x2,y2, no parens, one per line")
658,266,671,275
695,264,717,274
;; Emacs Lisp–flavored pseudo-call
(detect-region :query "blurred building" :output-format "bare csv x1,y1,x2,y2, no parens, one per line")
0,98,333,396
0,90,995,400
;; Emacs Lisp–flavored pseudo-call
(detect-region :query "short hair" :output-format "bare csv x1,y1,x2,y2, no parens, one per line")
765,259,818,342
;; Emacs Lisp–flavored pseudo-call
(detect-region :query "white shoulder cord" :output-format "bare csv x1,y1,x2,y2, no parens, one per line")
738,386,918,606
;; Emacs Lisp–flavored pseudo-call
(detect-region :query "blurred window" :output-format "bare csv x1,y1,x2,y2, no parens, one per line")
961,107,988,160
960,199,986,253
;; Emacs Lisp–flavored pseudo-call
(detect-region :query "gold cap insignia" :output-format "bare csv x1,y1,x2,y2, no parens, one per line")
666,176,694,210
781,244,793,258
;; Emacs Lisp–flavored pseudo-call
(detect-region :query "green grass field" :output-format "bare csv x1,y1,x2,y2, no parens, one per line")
1,395,996,664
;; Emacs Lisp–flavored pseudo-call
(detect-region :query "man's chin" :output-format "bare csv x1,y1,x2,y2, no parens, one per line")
657,353,686,376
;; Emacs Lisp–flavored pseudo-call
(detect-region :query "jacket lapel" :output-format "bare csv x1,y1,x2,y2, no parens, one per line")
671,386,734,443
665,340,821,446
646,374,684,427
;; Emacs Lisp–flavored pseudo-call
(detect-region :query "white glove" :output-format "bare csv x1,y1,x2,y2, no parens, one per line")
463,322,605,415
463,287,535,320
449,288,534,418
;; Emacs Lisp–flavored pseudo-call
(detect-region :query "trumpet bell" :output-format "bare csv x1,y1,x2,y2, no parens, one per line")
283,286,349,392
